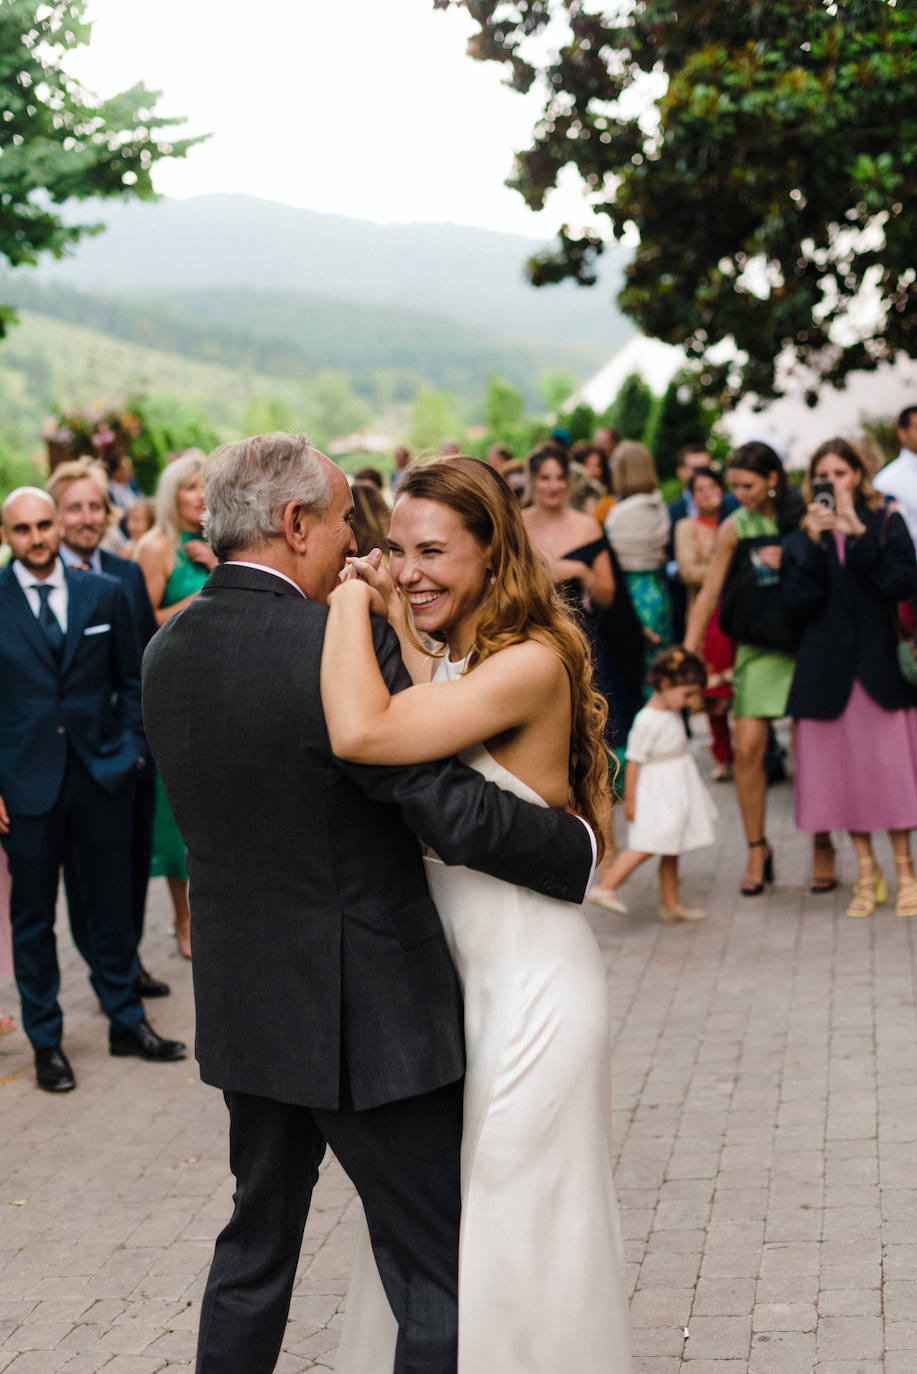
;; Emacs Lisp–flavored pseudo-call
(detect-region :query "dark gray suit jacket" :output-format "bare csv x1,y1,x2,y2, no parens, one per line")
142,563,595,1111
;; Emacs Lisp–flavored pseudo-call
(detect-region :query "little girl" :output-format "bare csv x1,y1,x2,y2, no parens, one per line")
590,647,717,923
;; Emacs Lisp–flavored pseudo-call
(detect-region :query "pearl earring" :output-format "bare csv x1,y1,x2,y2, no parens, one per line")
767,487,776,498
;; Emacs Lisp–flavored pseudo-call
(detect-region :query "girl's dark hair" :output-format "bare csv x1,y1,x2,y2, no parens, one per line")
647,646,707,690
725,441,787,505
527,443,570,477
687,465,725,495
570,441,611,489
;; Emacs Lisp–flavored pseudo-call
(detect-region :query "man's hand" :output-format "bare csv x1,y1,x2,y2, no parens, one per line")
343,551,399,620
0,794,9,836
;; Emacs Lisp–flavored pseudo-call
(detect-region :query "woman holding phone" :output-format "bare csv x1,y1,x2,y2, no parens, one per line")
782,438,917,917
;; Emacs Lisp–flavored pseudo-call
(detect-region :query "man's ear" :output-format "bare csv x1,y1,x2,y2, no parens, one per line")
282,500,318,553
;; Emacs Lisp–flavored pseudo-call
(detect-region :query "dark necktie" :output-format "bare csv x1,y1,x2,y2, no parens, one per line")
32,584,65,660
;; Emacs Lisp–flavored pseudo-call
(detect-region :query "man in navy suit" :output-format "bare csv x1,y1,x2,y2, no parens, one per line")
46,459,165,1000
0,487,186,1092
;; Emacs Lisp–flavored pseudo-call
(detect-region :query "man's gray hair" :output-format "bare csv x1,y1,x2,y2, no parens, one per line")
204,433,332,560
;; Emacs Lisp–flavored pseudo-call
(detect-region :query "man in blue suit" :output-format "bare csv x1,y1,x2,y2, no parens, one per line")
47,459,165,1000
0,487,185,1092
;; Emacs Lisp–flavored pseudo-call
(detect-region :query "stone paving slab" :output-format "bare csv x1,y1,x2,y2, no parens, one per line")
1,730,916,1370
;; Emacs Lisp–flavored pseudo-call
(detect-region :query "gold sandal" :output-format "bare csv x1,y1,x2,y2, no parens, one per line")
846,858,887,918
895,857,917,917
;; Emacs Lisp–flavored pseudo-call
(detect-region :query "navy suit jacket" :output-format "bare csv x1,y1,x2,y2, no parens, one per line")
0,562,146,815
98,549,158,647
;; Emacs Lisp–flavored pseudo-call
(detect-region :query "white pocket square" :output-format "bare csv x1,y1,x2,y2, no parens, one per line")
83,623,111,636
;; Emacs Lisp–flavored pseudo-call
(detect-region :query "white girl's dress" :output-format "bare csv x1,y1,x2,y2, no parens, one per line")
334,655,632,1374
626,704,717,854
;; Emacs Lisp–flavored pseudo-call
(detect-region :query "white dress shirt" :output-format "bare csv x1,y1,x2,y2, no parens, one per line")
228,560,308,598
874,449,917,552
60,544,102,574
12,556,68,632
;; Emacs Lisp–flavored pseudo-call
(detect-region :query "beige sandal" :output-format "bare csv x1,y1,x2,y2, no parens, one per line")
895,857,917,917
846,858,887,918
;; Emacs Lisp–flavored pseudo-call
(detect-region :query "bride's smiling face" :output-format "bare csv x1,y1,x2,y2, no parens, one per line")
388,495,492,654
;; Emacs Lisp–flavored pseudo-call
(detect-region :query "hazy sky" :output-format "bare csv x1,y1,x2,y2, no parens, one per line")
70,0,590,239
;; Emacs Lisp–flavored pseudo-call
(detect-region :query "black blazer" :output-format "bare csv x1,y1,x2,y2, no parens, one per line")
0,562,145,815
99,549,159,647
141,564,595,1112
782,506,917,720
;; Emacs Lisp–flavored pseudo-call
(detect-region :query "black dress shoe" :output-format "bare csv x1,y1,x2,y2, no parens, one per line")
134,966,171,998
35,1046,76,1093
109,1018,187,1062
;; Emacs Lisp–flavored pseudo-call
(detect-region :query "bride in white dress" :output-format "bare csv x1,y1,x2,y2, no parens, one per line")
321,456,632,1374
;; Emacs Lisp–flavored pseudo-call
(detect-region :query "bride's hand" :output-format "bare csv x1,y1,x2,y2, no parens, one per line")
343,550,400,619
328,576,388,618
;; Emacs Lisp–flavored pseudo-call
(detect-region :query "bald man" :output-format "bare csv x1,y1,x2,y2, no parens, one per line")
0,488,185,1092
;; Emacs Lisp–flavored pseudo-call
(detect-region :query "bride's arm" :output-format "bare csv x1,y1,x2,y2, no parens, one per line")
321,580,563,766
344,554,432,684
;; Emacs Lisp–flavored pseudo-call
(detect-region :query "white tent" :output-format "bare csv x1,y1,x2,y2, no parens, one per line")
573,333,917,467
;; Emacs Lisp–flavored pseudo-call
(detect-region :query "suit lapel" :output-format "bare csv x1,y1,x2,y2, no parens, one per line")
61,568,95,676
0,564,59,672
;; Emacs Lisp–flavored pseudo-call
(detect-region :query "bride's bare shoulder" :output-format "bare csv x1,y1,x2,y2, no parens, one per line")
477,638,567,692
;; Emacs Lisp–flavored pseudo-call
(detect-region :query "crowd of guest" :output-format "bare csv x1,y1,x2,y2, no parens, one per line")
3,405,917,1086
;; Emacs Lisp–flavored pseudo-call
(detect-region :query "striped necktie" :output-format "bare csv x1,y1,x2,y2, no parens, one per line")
32,584,65,661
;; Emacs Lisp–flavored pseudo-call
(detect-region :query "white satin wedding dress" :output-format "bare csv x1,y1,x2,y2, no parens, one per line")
334,656,632,1374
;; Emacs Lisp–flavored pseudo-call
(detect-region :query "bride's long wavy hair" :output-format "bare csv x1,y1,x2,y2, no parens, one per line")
395,456,611,854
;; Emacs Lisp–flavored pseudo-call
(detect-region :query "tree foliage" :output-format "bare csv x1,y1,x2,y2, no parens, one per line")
0,0,201,337
439,0,917,405
609,372,655,442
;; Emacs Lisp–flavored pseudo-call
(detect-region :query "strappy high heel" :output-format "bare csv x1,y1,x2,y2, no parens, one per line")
894,857,917,917
810,836,838,893
740,838,773,896
846,857,887,918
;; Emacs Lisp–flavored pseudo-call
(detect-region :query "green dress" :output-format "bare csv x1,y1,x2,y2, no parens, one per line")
730,508,795,720
150,533,211,880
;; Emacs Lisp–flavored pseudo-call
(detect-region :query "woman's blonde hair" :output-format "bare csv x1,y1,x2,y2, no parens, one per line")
803,437,884,511
395,456,612,853
154,452,208,549
611,441,659,498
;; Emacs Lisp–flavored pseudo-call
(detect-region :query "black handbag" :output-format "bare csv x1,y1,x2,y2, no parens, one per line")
720,533,802,653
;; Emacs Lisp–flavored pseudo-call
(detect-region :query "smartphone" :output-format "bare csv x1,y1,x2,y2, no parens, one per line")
811,479,836,512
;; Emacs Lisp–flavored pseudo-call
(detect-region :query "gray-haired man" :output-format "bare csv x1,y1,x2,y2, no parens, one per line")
142,433,595,1373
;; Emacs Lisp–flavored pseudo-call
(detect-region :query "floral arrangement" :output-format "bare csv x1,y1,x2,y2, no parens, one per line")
42,407,143,467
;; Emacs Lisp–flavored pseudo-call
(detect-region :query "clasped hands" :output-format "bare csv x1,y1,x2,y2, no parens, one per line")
333,547,397,619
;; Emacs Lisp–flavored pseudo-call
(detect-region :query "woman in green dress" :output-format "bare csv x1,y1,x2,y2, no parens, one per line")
685,443,802,896
135,452,216,957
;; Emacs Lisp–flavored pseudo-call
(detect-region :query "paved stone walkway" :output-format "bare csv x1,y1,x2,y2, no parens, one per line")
2,739,917,1371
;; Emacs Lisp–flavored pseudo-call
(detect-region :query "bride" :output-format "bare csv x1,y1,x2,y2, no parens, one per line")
320,456,632,1374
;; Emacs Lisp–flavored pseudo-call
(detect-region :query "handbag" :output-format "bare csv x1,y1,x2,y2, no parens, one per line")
719,533,801,653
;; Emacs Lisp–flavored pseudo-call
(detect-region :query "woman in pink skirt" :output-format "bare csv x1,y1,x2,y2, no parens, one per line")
782,438,917,917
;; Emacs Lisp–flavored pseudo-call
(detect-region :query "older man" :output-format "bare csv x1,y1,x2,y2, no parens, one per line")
0,488,185,1092
46,458,165,999
142,433,595,1374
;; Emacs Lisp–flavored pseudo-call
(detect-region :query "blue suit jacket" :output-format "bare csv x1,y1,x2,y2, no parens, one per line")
0,562,146,815
98,549,158,647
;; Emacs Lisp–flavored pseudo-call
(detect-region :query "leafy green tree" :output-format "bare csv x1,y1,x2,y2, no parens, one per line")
538,368,577,417
438,1,917,404
301,371,371,451
484,373,525,443
409,386,465,453
125,396,220,493
646,376,713,482
609,373,655,442
240,396,294,439
0,0,201,337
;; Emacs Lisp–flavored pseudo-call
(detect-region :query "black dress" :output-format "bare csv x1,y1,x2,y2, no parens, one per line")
555,536,645,751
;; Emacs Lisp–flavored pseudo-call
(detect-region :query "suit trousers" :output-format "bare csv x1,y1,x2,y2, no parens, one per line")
66,764,155,970
196,1079,464,1374
1,749,144,1049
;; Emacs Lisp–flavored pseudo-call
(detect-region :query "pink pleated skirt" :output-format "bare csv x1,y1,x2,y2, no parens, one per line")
795,679,917,833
